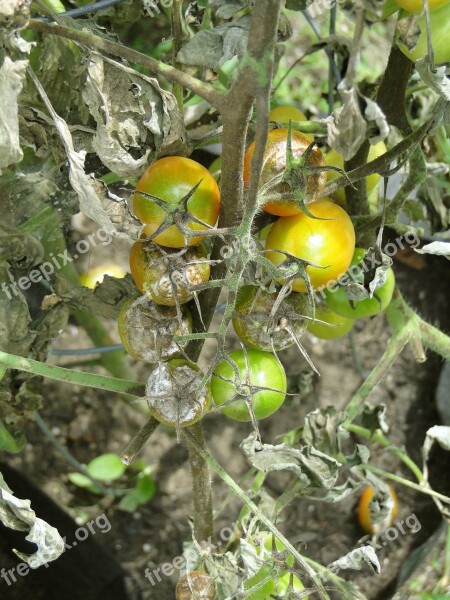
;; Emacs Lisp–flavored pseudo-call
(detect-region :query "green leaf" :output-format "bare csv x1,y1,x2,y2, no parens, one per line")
136,474,157,502
86,453,126,481
118,490,141,512
67,472,102,494
0,420,26,453
118,475,156,512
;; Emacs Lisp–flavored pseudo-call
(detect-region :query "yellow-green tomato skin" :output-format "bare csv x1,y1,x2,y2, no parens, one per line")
265,199,355,292
307,305,354,339
326,142,386,206
211,350,287,422
397,3,450,64
395,0,448,12
132,157,220,248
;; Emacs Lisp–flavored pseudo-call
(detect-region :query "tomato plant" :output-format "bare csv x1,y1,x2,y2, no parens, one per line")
324,249,396,319
357,485,399,534
3,1,450,598
243,128,326,216
307,304,354,339
211,349,287,421
265,199,356,292
132,156,220,248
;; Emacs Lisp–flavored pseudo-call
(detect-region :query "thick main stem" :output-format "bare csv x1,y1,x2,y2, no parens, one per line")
185,0,283,544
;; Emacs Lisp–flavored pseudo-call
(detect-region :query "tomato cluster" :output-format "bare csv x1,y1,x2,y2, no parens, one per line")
117,156,220,428
117,109,396,428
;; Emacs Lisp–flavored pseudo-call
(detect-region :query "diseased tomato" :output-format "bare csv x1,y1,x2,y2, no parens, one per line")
132,156,220,248
129,239,210,305
176,571,216,600
324,249,396,319
211,349,287,422
117,295,192,363
243,128,327,216
265,199,355,293
325,142,387,207
146,359,211,428
357,485,398,534
395,0,448,12
232,285,311,351
397,3,450,64
307,304,354,339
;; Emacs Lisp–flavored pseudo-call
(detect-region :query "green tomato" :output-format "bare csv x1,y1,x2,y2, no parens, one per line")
208,156,222,182
307,305,354,339
324,250,396,319
397,3,450,65
211,349,287,422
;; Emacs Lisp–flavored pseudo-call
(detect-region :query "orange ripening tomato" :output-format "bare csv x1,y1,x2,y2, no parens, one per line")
265,198,355,293
132,156,220,248
243,128,326,217
358,486,399,534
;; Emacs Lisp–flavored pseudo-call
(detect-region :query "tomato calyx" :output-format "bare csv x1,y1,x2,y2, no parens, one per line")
135,179,214,245
265,248,326,298
146,359,211,433
259,129,326,219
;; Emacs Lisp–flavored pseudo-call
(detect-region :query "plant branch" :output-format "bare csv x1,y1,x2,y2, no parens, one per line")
187,422,215,543
0,350,144,398
182,428,331,599
28,19,224,109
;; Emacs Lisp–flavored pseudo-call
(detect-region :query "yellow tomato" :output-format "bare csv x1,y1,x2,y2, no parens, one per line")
269,105,307,123
265,199,355,293
395,0,448,12
80,264,126,288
